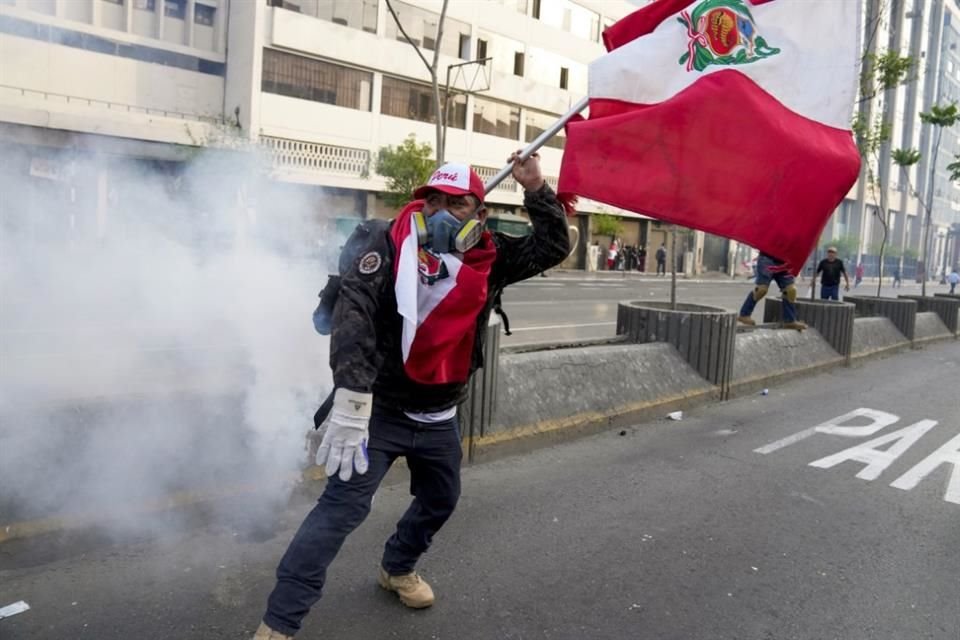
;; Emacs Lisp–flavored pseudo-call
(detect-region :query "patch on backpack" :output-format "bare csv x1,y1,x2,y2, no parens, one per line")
358,251,382,275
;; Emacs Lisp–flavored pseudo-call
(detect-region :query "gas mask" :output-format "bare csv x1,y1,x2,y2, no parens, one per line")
413,209,483,254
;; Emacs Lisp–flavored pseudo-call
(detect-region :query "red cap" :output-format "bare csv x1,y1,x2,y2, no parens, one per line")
413,163,485,204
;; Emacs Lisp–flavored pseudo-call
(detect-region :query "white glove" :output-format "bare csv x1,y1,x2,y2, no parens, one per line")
315,389,372,482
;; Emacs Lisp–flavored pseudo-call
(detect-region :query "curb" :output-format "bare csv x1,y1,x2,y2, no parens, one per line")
2,336,957,546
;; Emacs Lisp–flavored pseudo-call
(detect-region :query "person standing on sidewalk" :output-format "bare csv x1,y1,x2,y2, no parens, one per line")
253,153,570,640
655,243,667,276
816,247,850,301
737,251,807,330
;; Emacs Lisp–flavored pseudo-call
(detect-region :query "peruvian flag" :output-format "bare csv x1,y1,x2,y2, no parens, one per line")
558,0,862,273
391,202,496,385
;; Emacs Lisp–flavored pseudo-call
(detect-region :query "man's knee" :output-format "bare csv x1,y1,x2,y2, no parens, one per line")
752,284,769,301
783,283,798,303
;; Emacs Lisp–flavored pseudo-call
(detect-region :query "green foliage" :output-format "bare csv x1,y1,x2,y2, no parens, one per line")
947,156,960,182
868,242,907,259
891,148,921,167
859,51,914,102
592,213,623,238
903,247,919,260
826,234,860,260
920,102,960,128
375,135,435,209
852,115,891,162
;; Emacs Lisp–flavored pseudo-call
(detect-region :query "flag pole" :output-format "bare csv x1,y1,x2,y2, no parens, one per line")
483,96,588,194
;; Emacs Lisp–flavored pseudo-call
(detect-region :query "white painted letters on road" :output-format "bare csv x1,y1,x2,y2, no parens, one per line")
890,431,960,504
808,420,938,481
754,408,900,455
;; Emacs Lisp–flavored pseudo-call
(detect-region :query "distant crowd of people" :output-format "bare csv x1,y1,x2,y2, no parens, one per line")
600,239,669,274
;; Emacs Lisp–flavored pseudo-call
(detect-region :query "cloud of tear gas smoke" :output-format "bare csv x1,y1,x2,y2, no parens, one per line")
0,144,351,533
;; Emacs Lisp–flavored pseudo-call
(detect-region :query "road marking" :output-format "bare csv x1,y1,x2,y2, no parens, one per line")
809,420,938,481
507,322,617,332
754,408,899,454
756,408,959,505
890,431,960,504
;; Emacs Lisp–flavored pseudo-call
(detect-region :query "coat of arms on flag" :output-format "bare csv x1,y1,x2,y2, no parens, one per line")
678,0,780,72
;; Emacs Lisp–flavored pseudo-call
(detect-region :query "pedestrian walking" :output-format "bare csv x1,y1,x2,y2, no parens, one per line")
892,266,902,288
737,251,807,330
656,243,667,276
253,153,570,640
854,262,864,288
816,247,850,301
949,268,959,294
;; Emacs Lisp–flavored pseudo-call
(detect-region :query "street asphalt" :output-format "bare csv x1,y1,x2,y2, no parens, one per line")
1,341,957,640
500,273,948,346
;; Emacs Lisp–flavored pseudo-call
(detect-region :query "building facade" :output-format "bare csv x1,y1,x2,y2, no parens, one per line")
821,0,960,280
3,0,680,272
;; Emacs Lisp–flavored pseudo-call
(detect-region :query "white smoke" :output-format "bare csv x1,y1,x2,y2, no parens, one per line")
0,142,345,535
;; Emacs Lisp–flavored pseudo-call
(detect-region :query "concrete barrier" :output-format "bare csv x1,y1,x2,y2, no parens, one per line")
617,302,736,398
731,327,844,395
763,298,855,362
914,311,953,344
843,295,917,341
899,294,959,337
933,294,960,336
475,342,716,459
851,317,911,360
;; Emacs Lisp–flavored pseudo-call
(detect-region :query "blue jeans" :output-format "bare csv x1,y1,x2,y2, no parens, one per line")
820,284,840,300
263,408,462,636
739,254,797,323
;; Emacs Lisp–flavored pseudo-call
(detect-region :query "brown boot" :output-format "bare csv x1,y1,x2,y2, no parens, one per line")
737,315,756,326
782,321,807,331
252,622,293,640
378,567,435,608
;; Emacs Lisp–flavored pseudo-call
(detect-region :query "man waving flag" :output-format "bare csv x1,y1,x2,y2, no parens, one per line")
558,0,861,273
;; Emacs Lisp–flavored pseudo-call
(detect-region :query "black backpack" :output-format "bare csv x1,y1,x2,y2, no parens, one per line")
312,219,391,335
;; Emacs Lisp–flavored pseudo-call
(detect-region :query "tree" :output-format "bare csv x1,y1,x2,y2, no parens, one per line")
917,103,960,295
376,135,434,209
592,214,623,238
825,234,860,263
852,45,914,296
385,0,450,164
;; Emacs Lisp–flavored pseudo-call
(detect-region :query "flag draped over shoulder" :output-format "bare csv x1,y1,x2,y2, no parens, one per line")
557,0,862,273
390,201,496,385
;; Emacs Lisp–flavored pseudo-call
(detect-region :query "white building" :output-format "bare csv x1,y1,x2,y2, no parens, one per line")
824,0,960,279
2,0,666,271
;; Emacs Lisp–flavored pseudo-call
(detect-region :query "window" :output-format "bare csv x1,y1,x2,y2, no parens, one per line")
262,49,372,111
164,0,186,19
532,0,541,19
380,76,466,129
473,97,520,139
271,0,379,33
513,51,524,77
195,4,215,26
383,1,469,58
559,66,569,89
459,34,470,59
477,38,487,63
525,110,565,149
134,0,155,9
102,0,124,5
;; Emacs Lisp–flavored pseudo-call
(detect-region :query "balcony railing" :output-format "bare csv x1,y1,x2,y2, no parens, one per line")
261,136,370,177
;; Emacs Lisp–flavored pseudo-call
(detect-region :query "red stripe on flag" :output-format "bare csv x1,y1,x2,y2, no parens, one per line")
558,71,860,274
602,0,696,51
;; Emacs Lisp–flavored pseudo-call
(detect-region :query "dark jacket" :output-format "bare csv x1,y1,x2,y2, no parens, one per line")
330,184,570,413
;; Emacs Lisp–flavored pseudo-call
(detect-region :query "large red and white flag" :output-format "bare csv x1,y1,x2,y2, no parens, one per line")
391,202,496,385
558,0,862,272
